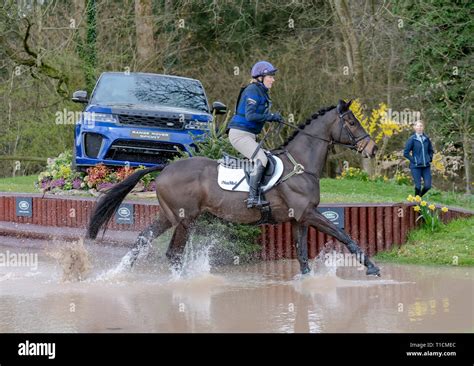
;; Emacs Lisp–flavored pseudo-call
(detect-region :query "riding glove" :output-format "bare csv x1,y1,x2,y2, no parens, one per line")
268,112,283,122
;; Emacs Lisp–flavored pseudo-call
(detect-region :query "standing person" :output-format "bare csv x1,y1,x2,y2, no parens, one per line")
403,121,435,197
228,61,283,208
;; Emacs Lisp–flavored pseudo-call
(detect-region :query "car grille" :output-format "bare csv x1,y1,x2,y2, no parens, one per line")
117,114,184,130
104,139,185,165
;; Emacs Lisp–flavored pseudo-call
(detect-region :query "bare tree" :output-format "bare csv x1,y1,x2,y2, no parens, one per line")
330,0,365,96
135,0,155,71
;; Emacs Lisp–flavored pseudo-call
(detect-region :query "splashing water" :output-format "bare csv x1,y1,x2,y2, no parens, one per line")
170,233,215,280
95,231,164,281
293,241,339,280
94,255,131,281
95,216,237,283
95,227,219,282
46,238,91,282
293,242,399,299
311,249,346,276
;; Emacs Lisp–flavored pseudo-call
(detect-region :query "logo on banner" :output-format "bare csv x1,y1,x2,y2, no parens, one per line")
115,203,134,225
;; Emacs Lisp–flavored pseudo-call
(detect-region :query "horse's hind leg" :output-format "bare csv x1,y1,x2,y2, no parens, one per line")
166,221,191,269
118,212,172,270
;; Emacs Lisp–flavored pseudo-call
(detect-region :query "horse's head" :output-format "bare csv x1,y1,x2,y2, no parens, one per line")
330,99,378,158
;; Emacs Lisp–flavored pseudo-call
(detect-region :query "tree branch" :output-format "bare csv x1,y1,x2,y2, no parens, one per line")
0,17,70,97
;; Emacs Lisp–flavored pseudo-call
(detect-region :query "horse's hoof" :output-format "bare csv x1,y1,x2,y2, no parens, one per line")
366,266,381,276
301,266,311,275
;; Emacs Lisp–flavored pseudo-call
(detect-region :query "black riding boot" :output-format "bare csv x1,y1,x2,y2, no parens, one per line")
415,187,421,197
420,186,430,197
246,160,269,209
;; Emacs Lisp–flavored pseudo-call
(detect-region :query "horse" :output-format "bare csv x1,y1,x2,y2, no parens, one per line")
86,99,381,276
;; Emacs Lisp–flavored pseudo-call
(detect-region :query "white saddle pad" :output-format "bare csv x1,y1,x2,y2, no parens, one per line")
217,156,284,192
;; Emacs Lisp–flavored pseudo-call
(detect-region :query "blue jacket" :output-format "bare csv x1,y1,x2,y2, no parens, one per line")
228,82,273,134
404,133,434,168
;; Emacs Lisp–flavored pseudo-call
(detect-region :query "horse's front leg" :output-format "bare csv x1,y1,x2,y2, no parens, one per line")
301,207,380,276
291,221,311,275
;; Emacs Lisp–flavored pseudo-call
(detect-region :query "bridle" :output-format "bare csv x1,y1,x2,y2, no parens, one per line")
270,107,373,184
336,109,371,153
277,108,371,152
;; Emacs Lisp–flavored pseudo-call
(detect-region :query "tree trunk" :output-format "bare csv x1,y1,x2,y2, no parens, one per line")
85,0,97,91
463,130,472,194
164,0,172,15
73,0,86,40
361,157,374,177
374,137,389,176
331,0,371,174
135,0,155,71
331,0,365,96
387,36,395,107
162,0,175,73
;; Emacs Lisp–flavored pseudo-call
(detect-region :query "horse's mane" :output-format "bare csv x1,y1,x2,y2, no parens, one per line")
277,105,336,149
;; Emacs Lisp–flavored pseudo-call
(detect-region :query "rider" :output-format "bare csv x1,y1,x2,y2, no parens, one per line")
228,61,283,208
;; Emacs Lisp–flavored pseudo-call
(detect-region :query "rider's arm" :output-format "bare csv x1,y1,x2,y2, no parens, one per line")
403,137,414,163
427,138,434,163
244,93,270,123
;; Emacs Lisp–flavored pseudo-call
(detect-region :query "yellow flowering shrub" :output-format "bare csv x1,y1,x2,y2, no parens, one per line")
350,99,411,144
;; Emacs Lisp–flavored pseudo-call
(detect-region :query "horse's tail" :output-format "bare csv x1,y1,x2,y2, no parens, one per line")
86,165,161,239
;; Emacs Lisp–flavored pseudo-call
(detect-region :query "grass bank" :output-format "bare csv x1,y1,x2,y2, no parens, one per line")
374,217,474,266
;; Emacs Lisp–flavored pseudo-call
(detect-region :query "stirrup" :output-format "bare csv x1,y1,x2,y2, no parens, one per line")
246,196,269,209
254,200,270,208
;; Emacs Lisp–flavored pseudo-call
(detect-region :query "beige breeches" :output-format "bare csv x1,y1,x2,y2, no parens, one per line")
228,128,268,167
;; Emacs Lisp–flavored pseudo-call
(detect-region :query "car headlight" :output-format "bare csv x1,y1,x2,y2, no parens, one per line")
82,112,118,127
185,120,210,130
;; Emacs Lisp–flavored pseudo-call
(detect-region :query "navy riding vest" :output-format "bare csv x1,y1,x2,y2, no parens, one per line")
228,82,272,135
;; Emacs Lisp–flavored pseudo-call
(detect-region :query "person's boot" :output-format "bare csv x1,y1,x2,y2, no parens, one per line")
415,187,421,197
420,186,430,197
246,160,269,209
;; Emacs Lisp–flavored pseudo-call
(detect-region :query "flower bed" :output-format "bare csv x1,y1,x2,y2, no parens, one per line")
37,152,158,195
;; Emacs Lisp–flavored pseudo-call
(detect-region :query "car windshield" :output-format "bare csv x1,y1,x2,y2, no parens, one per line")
91,73,209,112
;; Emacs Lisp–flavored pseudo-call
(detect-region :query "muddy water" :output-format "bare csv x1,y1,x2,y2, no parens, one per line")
0,237,472,333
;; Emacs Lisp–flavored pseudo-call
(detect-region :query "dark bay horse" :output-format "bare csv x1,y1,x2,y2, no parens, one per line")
86,99,381,276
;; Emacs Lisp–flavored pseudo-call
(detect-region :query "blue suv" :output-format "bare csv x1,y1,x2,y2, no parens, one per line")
72,72,226,171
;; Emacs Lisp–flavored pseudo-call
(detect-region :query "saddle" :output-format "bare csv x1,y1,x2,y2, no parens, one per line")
217,151,283,225
217,151,284,193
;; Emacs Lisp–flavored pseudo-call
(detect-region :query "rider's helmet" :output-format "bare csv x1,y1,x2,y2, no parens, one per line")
251,61,278,78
